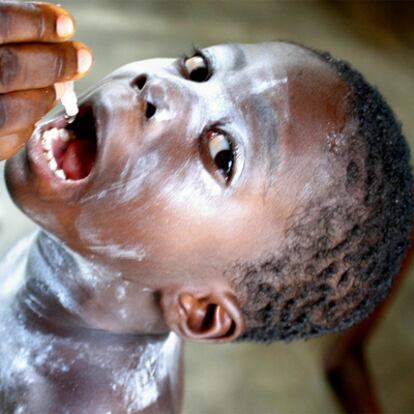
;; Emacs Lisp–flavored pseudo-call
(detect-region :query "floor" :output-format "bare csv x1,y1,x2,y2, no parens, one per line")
1,1,413,413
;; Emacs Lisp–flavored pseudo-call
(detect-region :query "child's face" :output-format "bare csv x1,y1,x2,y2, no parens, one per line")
6,42,350,289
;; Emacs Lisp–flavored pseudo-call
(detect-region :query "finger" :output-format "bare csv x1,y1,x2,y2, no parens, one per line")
0,2,75,44
0,42,93,93
0,127,33,160
0,86,59,135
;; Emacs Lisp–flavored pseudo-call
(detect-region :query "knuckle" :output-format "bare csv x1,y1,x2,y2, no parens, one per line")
0,95,7,130
55,53,65,80
53,44,69,80
36,6,47,39
0,5,12,43
0,46,18,89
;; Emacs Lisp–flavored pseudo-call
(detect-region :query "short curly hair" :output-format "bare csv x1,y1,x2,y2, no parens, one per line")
233,48,414,343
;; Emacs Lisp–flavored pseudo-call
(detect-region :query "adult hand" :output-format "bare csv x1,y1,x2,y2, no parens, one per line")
0,1,93,160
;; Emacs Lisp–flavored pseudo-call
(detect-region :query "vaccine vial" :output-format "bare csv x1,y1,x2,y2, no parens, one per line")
61,81,79,122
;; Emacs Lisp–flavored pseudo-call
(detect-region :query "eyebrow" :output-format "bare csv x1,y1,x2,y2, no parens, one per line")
248,93,279,155
230,44,247,71
247,92,281,198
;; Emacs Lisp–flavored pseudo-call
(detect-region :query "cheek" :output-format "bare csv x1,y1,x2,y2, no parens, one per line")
70,181,172,262
151,193,284,266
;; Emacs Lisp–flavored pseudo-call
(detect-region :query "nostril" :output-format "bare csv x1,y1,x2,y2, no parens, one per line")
133,74,147,91
145,102,156,119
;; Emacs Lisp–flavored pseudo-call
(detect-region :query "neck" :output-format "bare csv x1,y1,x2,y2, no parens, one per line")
4,232,183,413
19,231,169,336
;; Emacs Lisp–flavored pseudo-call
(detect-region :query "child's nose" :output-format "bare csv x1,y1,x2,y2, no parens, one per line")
132,74,148,91
131,71,195,122
130,73,159,120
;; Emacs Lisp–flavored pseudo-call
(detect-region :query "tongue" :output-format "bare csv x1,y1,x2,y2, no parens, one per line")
58,140,96,180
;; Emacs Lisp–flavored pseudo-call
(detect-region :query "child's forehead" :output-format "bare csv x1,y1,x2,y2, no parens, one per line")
200,42,347,132
203,42,322,74
200,42,343,115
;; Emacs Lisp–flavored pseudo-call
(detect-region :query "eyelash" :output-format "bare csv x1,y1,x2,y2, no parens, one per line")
199,125,237,186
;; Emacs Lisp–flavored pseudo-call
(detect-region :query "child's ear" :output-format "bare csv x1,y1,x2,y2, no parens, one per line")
161,288,245,343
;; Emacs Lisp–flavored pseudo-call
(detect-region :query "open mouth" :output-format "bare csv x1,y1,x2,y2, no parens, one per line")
39,105,98,180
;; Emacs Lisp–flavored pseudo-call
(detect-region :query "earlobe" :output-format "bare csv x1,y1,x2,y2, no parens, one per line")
161,289,245,343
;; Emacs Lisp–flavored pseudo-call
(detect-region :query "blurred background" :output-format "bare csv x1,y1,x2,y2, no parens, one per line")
1,1,414,413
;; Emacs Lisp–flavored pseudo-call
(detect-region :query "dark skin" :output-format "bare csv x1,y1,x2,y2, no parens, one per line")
1,2,354,413
0,1,92,159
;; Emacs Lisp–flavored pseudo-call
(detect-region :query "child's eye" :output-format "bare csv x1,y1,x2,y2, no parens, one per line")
207,131,234,181
183,52,211,82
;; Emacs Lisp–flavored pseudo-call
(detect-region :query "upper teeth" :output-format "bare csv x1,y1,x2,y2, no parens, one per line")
40,127,72,180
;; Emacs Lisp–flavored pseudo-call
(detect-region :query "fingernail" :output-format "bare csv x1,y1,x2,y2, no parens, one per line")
54,82,65,100
56,15,74,38
77,49,93,74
